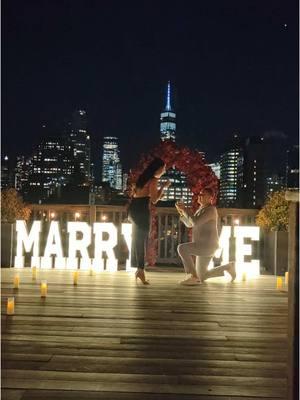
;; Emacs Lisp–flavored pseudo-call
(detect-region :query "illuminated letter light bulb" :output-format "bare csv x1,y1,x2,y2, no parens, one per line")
234,226,260,279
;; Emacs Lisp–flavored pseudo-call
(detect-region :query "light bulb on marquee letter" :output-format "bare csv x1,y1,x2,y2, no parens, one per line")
93,222,118,272
40,221,65,269
14,220,41,268
234,226,260,279
66,222,92,270
121,223,133,272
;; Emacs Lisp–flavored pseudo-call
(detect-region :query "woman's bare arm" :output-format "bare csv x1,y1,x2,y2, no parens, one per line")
149,178,170,204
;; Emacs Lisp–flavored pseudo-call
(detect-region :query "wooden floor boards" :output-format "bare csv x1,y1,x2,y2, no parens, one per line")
1,268,288,400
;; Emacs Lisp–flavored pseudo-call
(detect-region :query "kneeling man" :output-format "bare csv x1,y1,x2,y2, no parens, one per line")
176,188,236,285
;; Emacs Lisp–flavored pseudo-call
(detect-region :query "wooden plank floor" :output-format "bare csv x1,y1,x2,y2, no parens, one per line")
1,268,288,400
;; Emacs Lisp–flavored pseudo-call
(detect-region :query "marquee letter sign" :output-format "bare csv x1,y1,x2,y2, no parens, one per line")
14,221,260,278
14,221,133,272
15,220,41,268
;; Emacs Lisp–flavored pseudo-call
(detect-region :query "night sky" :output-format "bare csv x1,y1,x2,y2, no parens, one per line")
3,0,299,170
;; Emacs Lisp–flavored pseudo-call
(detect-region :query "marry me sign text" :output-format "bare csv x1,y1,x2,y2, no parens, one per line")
14,220,260,277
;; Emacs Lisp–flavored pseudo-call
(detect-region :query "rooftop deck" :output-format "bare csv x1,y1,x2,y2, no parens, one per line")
1,268,288,400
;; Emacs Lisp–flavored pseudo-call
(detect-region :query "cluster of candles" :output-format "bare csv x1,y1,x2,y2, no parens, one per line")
6,269,289,315
239,271,288,289
7,267,87,315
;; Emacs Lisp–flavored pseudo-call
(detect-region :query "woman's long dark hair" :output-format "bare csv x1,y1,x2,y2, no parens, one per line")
136,158,165,189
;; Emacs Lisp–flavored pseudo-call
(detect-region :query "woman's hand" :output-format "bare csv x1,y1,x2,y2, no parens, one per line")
162,180,171,189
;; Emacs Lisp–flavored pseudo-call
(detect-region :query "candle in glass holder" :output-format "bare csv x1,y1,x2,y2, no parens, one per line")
276,277,283,290
73,271,79,285
242,271,247,282
32,266,37,281
13,274,20,289
7,297,15,315
89,266,94,276
40,280,47,297
285,271,289,285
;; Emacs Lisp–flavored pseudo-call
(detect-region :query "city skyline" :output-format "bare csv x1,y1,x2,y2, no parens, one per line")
2,80,297,207
3,0,298,171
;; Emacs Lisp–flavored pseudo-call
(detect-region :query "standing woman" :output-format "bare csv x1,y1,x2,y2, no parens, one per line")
128,158,170,284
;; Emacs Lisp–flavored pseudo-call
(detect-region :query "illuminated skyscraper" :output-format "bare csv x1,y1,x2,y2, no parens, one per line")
69,110,91,182
15,155,32,193
28,136,74,200
219,134,243,207
160,168,193,203
159,82,192,203
1,155,14,189
160,81,176,142
102,137,122,190
236,136,265,208
237,133,288,208
265,174,285,196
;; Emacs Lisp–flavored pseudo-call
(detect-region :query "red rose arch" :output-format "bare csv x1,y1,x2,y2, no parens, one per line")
126,140,219,266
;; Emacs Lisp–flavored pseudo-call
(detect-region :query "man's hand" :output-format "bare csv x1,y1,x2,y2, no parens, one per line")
175,201,186,215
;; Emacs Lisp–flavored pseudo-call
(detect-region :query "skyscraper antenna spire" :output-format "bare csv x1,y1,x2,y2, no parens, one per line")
166,81,171,111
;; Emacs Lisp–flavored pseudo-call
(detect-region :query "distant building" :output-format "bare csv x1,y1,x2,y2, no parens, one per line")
265,174,285,196
90,162,95,183
160,81,176,142
68,110,91,183
158,82,193,203
286,145,299,189
160,167,193,204
28,136,74,201
218,131,290,208
219,134,243,207
263,131,288,189
1,155,14,189
15,155,32,194
237,132,289,207
102,137,123,190
237,136,266,208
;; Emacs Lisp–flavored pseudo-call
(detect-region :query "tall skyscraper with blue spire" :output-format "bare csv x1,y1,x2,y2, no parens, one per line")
159,82,193,203
160,81,176,142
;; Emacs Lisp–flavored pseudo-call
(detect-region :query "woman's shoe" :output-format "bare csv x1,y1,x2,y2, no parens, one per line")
135,269,150,285
179,275,200,286
226,262,236,282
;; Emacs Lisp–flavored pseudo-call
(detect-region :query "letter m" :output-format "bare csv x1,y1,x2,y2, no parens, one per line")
14,220,41,268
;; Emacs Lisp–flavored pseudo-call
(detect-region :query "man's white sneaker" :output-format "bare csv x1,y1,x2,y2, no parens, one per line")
180,276,200,286
179,275,193,284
